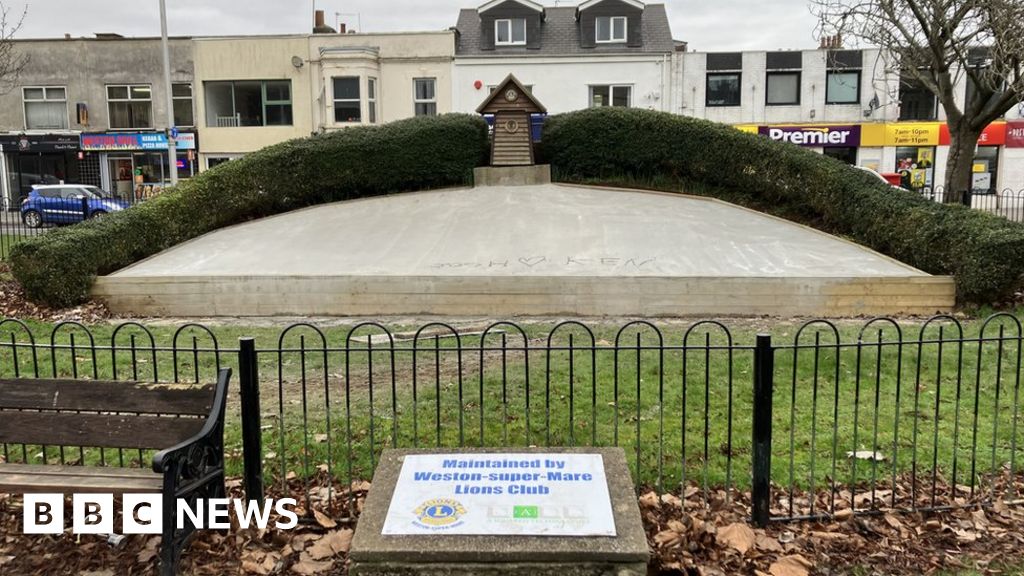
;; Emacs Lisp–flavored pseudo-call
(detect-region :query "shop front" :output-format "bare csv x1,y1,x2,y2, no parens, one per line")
0,133,86,210
746,120,1018,193
939,122,1006,194
757,124,862,164
80,132,198,201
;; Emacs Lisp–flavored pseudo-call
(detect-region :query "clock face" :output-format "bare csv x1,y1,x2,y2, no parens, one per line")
504,88,518,102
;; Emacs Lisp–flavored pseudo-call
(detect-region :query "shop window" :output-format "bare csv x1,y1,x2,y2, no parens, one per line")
204,80,293,127
823,146,857,165
107,84,153,129
706,73,741,107
894,146,935,192
495,18,526,46
766,72,800,105
414,78,437,116
207,156,234,170
826,70,859,104
596,16,627,43
368,77,378,124
590,85,631,108
972,146,999,194
333,77,361,123
172,83,194,127
23,86,68,130
899,74,937,120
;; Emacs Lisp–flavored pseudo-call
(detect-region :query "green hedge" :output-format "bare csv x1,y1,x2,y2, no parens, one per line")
11,114,490,307
540,107,1024,304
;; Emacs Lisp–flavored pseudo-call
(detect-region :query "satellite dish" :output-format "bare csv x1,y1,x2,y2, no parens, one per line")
291,56,304,68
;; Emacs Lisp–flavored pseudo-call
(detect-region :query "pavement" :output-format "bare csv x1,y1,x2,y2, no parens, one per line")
110,184,927,279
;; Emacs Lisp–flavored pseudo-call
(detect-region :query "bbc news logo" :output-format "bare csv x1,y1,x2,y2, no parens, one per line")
23,494,299,534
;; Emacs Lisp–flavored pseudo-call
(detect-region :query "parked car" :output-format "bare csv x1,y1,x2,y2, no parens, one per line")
853,165,909,192
20,184,130,228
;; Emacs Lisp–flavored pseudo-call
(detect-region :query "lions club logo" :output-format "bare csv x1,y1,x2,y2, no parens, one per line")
414,498,466,528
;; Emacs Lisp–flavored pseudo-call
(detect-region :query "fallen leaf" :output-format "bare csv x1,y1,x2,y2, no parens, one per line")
639,491,660,509
313,508,337,528
755,534,784,552
717,522,755,554
769,554,813,576
290,552,334,575
314,434,328,443
883,513,903,529
654,529,683,548
660,493,682,508
833,508,854,520
307,529,353,560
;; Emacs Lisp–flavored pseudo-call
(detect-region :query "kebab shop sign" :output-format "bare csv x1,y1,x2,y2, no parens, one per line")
381,453,616,536
759,125,861,147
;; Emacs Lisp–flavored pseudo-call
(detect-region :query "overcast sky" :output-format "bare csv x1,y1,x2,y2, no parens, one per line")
3,0,822,51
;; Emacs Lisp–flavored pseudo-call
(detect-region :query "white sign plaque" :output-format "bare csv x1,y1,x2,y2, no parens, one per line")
381,453,616,536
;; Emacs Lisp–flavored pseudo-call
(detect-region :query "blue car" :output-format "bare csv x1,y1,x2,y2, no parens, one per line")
20,185,130,228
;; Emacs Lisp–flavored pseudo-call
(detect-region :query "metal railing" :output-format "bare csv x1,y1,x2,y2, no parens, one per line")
1,316,1021,527
0,190,155,260
920,186,1024,222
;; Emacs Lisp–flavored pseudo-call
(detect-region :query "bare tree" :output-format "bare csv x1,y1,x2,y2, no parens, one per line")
0,1,26,95
812,0,1024,201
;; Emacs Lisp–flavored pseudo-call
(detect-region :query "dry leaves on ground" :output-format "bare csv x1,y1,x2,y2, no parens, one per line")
3,470,1024,575
0,263,113,322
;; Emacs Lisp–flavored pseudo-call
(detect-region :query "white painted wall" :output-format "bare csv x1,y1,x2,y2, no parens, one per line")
1002,148,1024,189
452,55,673,114
679,48,898,125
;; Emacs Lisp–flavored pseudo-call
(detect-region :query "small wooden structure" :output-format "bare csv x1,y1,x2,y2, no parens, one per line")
476,73,546,166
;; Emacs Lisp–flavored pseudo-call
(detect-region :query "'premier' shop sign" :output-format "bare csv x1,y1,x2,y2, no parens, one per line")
759,125,861,147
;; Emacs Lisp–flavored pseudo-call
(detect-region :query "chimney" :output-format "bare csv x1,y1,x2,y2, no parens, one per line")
313,9,336,34
339,22,347,34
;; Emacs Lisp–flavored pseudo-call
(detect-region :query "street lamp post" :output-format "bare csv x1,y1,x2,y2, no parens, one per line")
160,0,178,186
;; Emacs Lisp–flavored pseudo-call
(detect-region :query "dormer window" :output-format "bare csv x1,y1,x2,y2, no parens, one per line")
496,18,527,45
596,16,627,43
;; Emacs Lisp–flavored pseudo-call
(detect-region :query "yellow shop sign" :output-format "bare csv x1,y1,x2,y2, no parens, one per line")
885,123,940,146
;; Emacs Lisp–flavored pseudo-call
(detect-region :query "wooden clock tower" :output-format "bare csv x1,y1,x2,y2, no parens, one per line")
476,74,547,166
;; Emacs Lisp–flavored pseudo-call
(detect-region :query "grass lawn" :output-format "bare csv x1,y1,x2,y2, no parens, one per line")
1,316,1022,502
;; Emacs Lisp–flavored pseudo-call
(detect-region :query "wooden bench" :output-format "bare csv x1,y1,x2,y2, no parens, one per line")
0,368,231,576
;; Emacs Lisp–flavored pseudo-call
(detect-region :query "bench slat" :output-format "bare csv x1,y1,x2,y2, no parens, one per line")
0,411,204,449
0,379,214,415
0,463,161,494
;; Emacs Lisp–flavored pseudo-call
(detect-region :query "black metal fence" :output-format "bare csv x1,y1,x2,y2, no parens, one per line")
1,316,1022,527
0,189,147,259
921,186,1024,222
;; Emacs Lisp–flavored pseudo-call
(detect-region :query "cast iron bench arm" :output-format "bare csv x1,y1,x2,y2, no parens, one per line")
152,368,231,475
150,367,231,576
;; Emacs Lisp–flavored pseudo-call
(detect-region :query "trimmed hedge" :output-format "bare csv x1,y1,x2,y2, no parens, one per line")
540,107,1024,304
11,114,490,307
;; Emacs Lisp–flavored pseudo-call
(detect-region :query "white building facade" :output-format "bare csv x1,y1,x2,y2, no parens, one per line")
452,0,678,116
678,48,1024,193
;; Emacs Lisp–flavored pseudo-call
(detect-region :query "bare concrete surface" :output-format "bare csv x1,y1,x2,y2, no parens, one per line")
110,185,924,279
94,184,954,317
349,447,648,576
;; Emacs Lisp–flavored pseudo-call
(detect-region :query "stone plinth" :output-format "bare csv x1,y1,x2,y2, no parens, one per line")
473,164,551,187
349,447,648,576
